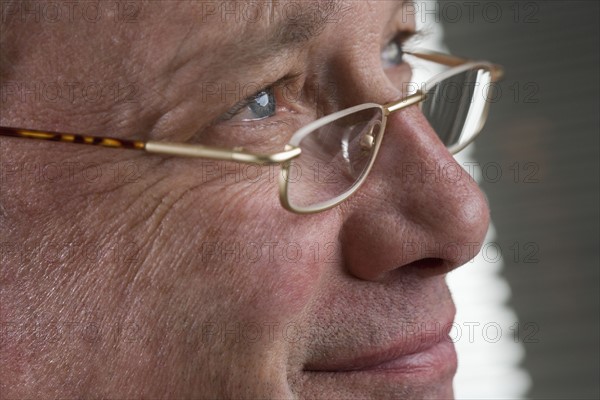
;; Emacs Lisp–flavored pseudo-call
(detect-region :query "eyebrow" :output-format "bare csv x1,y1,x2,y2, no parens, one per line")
268,0,347,46
210,0,351,68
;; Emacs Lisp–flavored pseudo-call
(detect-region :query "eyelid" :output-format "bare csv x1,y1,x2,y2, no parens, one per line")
218,93,260,122
216,73,304,123
383,29,420,52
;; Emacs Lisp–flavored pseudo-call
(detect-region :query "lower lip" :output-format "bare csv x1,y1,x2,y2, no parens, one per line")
366,338,457,376
313,338,457,380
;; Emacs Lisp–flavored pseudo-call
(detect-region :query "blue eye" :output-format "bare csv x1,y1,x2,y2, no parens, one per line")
381,37,404,67
248,90,276,120
227,88,276,122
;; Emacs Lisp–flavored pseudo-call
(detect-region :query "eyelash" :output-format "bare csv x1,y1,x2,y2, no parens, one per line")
217,73,303,124
381,33,408,68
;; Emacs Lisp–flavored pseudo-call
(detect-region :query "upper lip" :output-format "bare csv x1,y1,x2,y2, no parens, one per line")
304,311,455,372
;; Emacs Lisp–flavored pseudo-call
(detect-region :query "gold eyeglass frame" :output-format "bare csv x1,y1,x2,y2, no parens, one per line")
0,51,504,214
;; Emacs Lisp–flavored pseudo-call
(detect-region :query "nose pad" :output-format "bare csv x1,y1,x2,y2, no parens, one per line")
360,132,374,151
360,120,380,152
338,119,382,180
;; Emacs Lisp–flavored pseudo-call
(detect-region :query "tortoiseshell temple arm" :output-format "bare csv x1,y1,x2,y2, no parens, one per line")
0,126,146,150
0,126,302,164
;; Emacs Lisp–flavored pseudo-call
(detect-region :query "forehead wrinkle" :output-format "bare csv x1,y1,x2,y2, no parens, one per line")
204,0,349,71
267,0,346,46
150,1,356,104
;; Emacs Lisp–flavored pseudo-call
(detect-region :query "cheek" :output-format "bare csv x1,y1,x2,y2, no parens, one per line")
176,172,341,322
221,212,337,323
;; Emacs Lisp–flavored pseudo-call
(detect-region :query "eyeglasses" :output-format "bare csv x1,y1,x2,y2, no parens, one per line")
0,51,503,214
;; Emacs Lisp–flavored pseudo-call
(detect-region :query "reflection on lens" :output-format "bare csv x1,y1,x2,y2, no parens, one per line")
285,106,383,211
421,68,492,150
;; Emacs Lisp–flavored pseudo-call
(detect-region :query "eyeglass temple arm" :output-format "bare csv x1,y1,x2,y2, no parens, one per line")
144,141,300,164
0,126,301,164
384,92,427,114
407,50,505,81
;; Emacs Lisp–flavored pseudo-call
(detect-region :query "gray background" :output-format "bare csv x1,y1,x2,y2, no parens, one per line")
441,0,599,398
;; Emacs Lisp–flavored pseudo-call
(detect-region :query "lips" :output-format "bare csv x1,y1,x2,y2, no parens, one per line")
304,330,456,377
305,333,455,374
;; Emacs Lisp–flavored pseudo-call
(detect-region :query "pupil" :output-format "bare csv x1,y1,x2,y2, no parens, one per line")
248,89,275,120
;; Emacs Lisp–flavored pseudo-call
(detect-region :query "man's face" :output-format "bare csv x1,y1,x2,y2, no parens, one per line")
0,1,489,398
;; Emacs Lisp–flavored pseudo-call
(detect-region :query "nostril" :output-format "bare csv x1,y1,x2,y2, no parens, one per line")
412,258,442,269
398,258,455,279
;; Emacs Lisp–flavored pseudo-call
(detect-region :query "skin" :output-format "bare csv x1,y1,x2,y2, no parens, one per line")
0,1,490,398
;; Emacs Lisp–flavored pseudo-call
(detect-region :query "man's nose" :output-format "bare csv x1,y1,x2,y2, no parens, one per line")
339,105,490,281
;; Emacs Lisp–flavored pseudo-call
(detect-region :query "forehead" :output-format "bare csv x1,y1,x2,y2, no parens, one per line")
1,1,412,104
89,1,349,86
142,1,353,55
3,1,411,60
192,0,347,30
140,0,350,38
131,1,408,69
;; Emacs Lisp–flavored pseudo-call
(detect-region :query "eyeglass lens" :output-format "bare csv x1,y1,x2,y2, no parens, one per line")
284,66,492,211
286,107,384,210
